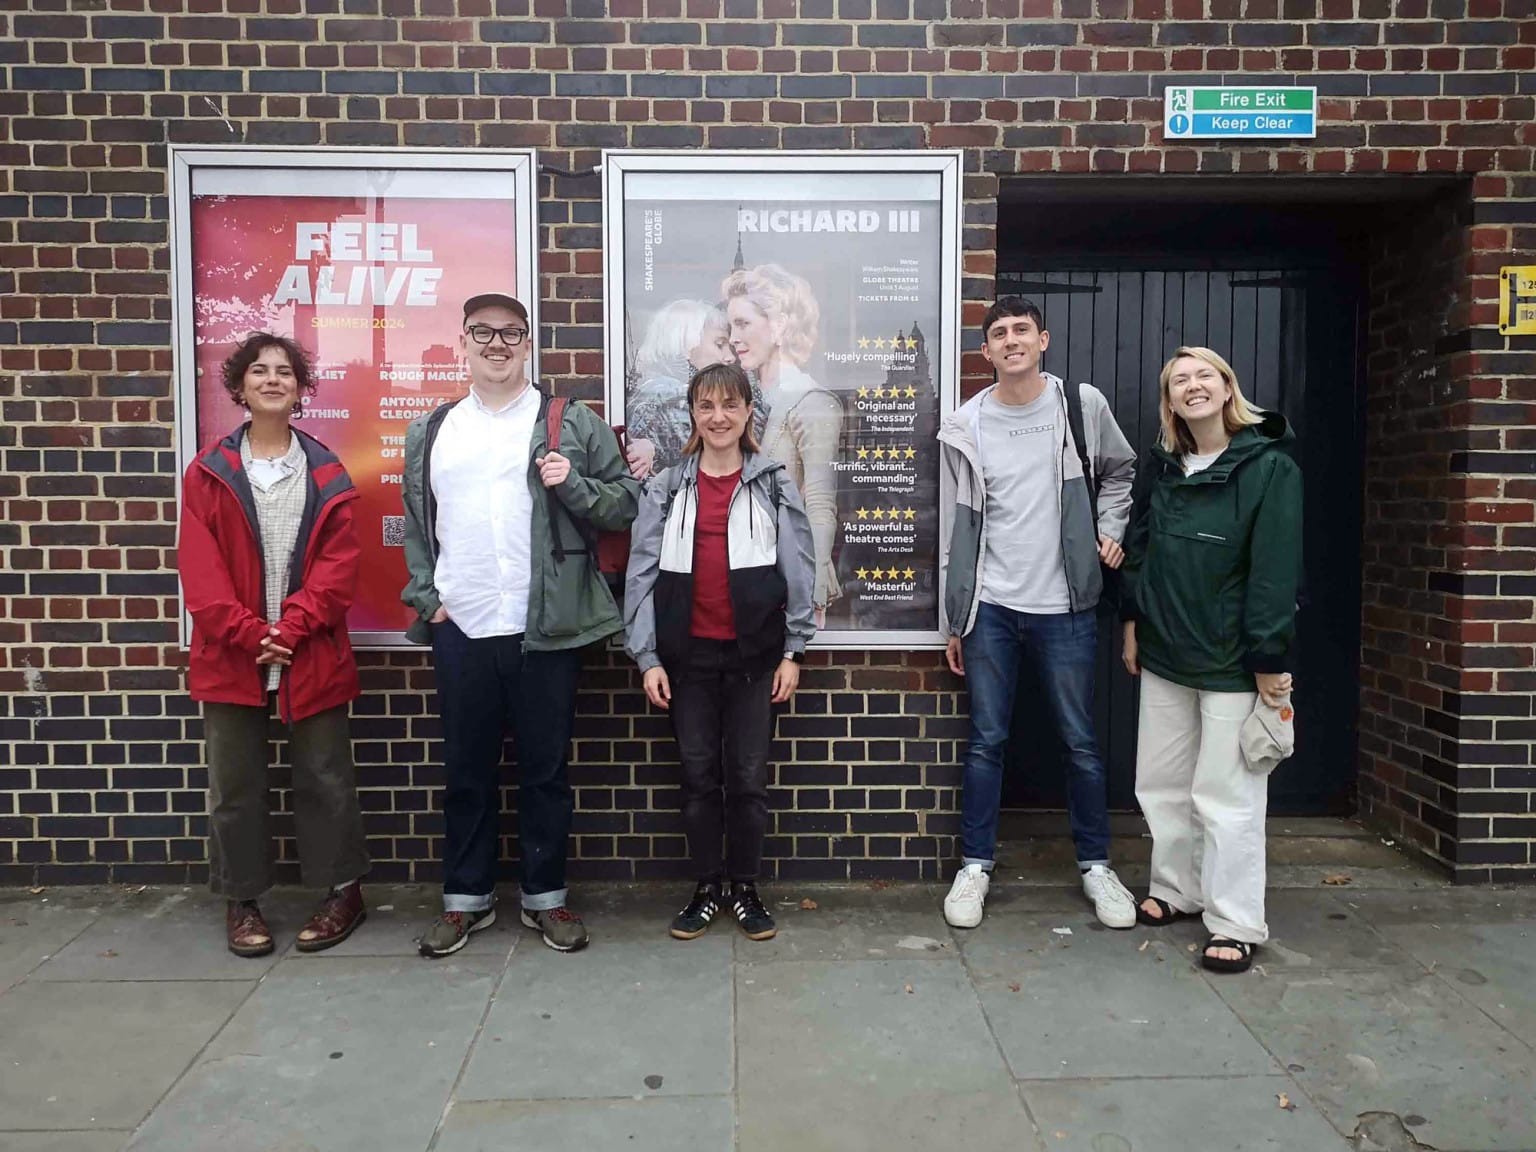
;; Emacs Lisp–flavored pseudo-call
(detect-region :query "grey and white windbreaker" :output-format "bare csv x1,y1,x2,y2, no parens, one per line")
625,452,817,676
938,374,1136,638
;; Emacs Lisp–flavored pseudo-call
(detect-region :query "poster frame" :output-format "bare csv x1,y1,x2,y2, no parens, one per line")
168,145,541,649
601,149,963,650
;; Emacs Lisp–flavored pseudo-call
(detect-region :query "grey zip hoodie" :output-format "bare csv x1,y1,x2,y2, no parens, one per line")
938,374,1136,638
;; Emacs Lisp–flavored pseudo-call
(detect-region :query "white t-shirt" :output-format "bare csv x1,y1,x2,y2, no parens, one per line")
977,389,1072,615
1183,447,1225,475
430,385,540,638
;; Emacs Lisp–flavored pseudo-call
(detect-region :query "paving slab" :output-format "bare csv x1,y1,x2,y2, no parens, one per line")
0,1134,130,1152
30,889,292,982
1187,889,1416,973
1020,1075,1352,1152
738,884,963,965
1337,886,1536,928
124,955,501,1152
1214,967,1536,1152
0,891,103,992
1370,920,1536,1049
457,938,733,1101
433,1097,734,1152
736,958,1034,1151
977,968,1277,1080
0,980,250,1131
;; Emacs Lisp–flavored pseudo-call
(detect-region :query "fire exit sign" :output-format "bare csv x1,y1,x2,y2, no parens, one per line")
1164,86,1317,139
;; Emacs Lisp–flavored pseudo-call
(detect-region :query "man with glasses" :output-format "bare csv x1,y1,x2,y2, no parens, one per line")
401,291,640,956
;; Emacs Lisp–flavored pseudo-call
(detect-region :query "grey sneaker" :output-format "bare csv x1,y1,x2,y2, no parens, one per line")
419,907,496,958
520,906,589,952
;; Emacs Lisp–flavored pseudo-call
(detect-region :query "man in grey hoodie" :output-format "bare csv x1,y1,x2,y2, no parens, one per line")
937,296,1138,930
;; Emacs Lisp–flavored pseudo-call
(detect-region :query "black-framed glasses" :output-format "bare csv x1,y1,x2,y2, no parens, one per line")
466,324,529,346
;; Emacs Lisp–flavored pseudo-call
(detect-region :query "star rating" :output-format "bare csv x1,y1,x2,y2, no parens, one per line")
856,386,869,399
857,446,870,459
907,336,919,350
904,386,917,398
903,446,916,459
856,507,869,520
903,566,916,579
872,447,886,460
857,336,870,349
872,336,886,349
904,507,916,520
855,567,869,580
871,507,886,520
888,505,902,519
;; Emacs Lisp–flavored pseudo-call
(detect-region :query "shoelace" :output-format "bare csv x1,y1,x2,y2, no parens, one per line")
952,870,982,901
543,907,581,923
733,888,768,919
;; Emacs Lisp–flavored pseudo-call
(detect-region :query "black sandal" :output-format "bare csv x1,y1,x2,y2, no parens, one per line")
1200,936,1254,973
1136,896,1195,927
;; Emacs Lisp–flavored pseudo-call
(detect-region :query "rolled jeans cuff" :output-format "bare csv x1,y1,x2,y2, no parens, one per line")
521,887,568,912
961,857,994,873
443,892,495,914
1078,858,1110,871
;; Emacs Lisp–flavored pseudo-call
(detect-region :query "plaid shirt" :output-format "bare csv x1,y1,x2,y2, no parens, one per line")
241,433,307,692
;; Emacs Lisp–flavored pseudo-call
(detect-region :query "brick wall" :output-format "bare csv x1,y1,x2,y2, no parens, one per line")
1,0,1533,885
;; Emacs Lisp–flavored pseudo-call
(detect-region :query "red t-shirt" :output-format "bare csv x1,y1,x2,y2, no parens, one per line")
690,469,739,639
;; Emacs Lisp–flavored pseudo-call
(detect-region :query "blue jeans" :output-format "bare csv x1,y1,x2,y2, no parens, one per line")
960,601,1111,870
431,620,583,913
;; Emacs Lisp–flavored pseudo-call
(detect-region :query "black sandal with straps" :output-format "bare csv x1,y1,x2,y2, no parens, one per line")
1136,896,1196,927
1200,936,1254,973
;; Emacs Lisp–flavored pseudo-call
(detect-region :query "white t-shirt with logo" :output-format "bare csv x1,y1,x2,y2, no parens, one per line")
977,389,1072,615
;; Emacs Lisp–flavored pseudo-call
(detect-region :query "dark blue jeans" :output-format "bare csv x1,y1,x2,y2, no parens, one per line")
960,602,1111,870
431,620,583,913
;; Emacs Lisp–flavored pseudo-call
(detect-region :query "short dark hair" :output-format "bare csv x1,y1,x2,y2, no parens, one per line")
683,362,761,456
981,296,1045,339
221,332,317,408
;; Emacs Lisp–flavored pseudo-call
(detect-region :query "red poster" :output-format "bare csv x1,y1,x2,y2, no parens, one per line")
188,188,521,640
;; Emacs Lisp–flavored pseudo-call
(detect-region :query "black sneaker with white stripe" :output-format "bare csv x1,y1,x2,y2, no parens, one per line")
729,882,777,941
669,882,722,940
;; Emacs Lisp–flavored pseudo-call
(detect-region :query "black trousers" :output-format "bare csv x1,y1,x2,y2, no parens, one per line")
431,619,583,911
668,638,774,884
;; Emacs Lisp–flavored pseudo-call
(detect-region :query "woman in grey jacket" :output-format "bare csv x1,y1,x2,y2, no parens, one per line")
625,363,817,942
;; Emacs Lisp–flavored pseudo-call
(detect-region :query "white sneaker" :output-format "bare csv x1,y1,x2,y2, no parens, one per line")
943,864,990,929
1082,864,1136,930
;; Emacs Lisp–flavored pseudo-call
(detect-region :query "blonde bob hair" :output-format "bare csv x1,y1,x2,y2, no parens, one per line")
720,263,820,368
1158,346,1264,456
682,362,762,457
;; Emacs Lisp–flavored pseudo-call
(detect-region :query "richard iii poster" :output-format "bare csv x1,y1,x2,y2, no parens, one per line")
605,155,961,643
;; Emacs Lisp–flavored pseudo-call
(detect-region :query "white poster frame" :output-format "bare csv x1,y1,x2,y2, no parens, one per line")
601,150,963,650
168,146,541,649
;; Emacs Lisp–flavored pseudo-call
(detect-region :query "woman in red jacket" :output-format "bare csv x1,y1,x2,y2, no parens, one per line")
178,333,369,957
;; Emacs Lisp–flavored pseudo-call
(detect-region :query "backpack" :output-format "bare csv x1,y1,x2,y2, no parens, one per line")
1063,380,1122,614
543,396,631,583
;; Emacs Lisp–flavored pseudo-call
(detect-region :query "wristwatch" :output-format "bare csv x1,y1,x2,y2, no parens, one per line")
783,650,804,664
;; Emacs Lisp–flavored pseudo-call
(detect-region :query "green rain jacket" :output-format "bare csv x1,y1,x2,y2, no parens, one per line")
1120,412,1303,693
399,387,640,649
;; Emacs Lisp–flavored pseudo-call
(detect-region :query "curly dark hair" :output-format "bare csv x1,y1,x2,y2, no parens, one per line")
221,332,318,412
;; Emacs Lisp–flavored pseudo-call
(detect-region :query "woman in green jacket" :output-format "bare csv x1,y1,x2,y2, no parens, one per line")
1120,346,1302,974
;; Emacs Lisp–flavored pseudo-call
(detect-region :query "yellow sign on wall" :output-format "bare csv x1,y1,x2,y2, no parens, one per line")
1502,265,1536,335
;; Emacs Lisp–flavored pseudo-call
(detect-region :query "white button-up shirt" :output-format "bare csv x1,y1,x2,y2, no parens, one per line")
430,385,540,639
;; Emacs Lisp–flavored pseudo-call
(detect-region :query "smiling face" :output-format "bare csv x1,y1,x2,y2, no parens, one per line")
981,312,1050,382
458,303,531,392
726,297,779,374
1166,354,1232,425
691,382,752,457
241,345,300,419
688,319,734,372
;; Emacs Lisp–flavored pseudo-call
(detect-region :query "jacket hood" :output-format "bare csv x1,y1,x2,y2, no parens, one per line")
676,450,785,486
939,372,1066,449
1153,410,1293,476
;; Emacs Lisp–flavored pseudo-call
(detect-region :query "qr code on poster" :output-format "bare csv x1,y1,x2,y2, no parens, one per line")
382,516,406,548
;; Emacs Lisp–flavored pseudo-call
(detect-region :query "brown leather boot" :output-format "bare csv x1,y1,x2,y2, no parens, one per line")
296,883,367,953
227,900,275,958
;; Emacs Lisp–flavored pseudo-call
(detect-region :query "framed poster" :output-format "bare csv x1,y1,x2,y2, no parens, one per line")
602,150,963,648
169,146,539,647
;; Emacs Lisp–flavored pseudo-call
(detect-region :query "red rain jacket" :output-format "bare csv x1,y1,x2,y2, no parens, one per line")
177,425,361,723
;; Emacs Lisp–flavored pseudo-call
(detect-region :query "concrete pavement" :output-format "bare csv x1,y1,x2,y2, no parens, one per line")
2,830,1534,1152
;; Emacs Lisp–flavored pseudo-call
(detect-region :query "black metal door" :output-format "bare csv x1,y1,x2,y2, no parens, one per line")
995,266,1363,816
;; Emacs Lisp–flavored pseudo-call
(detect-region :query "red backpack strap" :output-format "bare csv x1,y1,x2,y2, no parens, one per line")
545,395,568,454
